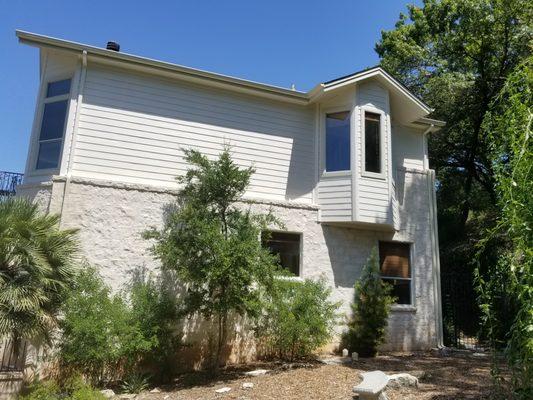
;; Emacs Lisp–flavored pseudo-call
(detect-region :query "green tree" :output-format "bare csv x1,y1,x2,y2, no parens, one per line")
343,249,395,357
145,148,281,372
477,57,532,398
0,198,78,359
257,278,338,361
376,0,532,342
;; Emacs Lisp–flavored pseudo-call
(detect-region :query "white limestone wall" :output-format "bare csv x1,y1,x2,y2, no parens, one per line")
17,169,439,353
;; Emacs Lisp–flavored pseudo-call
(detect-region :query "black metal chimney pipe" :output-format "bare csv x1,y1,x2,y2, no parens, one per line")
106,41,120,52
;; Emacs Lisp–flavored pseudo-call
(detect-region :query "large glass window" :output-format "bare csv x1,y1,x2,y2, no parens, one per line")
325,111,350,172
379,241,412,304
262,231,301,276
35,79,71,170
364,112,381,173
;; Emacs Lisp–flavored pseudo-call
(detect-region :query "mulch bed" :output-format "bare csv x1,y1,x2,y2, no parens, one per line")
136,351,501,400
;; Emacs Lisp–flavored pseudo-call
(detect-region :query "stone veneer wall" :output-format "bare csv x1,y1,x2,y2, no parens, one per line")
16,169,439,364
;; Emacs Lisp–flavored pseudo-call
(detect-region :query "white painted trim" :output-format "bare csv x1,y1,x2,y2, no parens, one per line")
320,105,352,176
360,106,387,179
427,170,444,347
26,70,74,177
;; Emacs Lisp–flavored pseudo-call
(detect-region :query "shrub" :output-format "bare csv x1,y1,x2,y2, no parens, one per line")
59,267,153,385
257,278,338,361
343,249,395,357
126,268,182,382
20,378,105,400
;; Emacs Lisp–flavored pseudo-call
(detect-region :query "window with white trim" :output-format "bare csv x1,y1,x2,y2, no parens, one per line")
379,241,412,304
261,231,301,276
35,79,71,170
364,111,381,173
325,111,350,172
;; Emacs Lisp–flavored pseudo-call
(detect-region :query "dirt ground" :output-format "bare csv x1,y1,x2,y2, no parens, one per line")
136,352,499,400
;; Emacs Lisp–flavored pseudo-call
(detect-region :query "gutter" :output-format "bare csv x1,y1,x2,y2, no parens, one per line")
16,30,309,105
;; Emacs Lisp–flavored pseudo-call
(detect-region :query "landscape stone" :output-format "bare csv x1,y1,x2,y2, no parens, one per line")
352,352,359,361
242,382,254,389
342,348,349,357
150,387,161,393
387,373,419,388
244,369,268,376
100,389,115,399
215,387,232,393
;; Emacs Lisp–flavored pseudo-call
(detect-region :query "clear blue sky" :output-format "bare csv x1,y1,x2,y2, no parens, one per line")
0,0,418,173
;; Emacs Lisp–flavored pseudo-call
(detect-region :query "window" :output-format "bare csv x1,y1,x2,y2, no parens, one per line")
325,111,350,172
262,231,301,276
35,79,71,170
379,241,412,304
364,112,381,173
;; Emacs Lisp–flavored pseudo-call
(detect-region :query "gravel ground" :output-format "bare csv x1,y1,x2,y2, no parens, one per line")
135,352,499,400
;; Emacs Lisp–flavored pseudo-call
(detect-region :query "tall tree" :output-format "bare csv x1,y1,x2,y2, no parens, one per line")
477,57,532,398
376,0,532,339
0,198,78,360
145,148,281,372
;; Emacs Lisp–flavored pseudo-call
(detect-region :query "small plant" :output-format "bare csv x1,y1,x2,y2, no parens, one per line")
257,278,338,361
343,248,395,357
20,378,105,400
120,372,150,394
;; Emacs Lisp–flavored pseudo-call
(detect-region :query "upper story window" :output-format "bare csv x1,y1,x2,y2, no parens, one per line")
262,231,301,276
379,241,412,304
325,111,350,172
35,79,71,170
364,112,381,174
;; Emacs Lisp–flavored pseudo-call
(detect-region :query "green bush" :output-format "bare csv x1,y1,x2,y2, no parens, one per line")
59,267,181,385
126,268,182,382
257,278,338,361
20,379,105,400
343,249,395,357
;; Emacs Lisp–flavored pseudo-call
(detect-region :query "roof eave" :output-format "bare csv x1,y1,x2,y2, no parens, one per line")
16,30,309,105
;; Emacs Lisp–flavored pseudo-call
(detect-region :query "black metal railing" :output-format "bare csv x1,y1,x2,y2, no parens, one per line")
0,171,24,197
0,339,27,372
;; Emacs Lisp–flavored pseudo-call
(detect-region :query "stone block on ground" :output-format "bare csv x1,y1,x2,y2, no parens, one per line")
215,387,231,393
100,389,115,399
244,369,268,376
387,373,419,388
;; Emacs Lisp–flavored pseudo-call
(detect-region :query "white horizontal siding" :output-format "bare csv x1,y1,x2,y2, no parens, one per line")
72,65,316,202
355,81,392,225
392,125,425,170
318,175,352,221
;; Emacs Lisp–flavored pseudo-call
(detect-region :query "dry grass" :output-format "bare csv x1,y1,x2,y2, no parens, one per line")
136,352,500,400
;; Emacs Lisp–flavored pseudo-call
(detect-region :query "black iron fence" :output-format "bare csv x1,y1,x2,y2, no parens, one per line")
441,268,485,350
0,171,24,197
0,339,27,372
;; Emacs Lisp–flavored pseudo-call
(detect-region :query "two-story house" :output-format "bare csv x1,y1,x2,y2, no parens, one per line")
16,31,444,353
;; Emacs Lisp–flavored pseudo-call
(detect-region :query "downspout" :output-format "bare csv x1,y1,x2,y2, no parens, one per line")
424,124,444,348
59,50,87,227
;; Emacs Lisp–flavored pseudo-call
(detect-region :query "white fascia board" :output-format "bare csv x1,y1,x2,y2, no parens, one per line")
16,30,309,105
321,67,433,115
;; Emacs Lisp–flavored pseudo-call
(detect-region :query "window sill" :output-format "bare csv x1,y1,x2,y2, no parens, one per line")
322,170,351,178
361,171,386,180
27,168,60,177
390,304,416,313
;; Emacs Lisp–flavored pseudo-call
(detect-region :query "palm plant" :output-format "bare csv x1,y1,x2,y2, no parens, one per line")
0,197,78,360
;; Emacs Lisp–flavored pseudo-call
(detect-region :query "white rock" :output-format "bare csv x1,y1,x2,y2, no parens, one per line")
242,382,254,389
387,373,419,389
150,388,161,393
352,352,359,361
244,369,268,376
215,387,232,393
118,395,137,400
100,389,115,399
117,395,137,400
163,396,170,399
342,348,349,357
